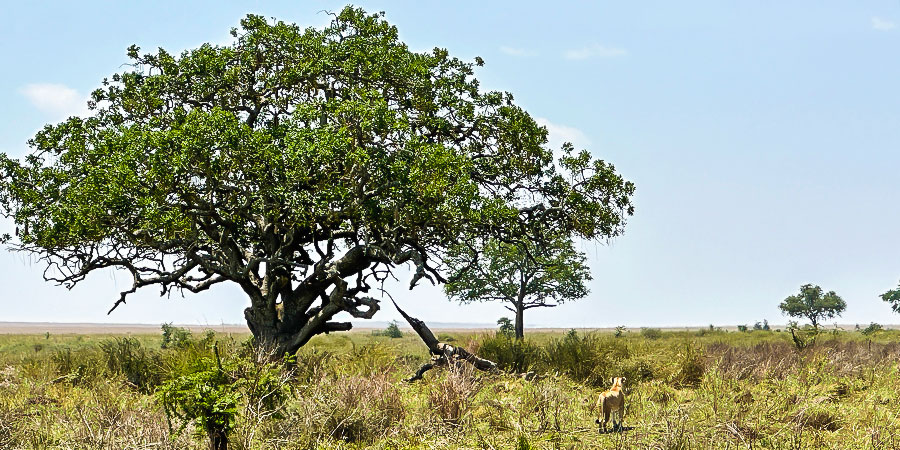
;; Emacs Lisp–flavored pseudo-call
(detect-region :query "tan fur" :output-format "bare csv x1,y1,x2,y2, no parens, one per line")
595,377,626,432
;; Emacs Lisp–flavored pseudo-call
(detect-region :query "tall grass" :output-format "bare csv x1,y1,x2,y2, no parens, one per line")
1,328,900,448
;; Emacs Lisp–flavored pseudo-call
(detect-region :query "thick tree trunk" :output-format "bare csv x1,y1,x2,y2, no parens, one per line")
208,429,227,450
515,303,525,340
244,305,354,356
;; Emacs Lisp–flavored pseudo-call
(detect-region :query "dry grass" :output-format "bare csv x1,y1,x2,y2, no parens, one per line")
1,329,900,448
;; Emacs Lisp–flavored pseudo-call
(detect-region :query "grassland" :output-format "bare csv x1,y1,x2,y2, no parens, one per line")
1,326,900,449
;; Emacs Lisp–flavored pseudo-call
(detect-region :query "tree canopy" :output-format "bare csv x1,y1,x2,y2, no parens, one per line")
0,7,634,355
444,234,591,339
779,284,846,329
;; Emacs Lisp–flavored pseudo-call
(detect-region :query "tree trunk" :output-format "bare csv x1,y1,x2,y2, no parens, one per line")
208,429,227,450
514,303,525,340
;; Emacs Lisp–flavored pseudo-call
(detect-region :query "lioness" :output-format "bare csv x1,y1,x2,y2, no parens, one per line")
595,377,626,432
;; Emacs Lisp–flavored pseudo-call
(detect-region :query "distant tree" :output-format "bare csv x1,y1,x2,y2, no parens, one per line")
444,235,591,339
862,322,883,336
497,317,515,337
372,320,403,338
881,281,900,313
779,284,846,330
0,7,634,356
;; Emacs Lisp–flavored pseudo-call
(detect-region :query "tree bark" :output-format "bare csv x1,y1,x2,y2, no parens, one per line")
514,302,525,340
208,429,227,450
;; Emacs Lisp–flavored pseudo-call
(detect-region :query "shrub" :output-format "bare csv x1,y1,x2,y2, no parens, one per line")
737,325,749,332
99,337,164,392
371,321,403,338
640,328,663,340
672,342,705,387
497,317,516,337
161,323,193,349
542,330,629,386
52,347,102,385
158,344,239,450
862,323,883,336
477,334,542,374
614,325,626,338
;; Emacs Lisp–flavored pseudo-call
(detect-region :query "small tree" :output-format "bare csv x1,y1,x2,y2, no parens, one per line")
382,320,403,339
159,345,238,450
497,317,515,337
779,284,846,330
445,235,591,339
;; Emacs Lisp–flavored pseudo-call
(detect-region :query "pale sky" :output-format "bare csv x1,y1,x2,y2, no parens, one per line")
1,1,899,328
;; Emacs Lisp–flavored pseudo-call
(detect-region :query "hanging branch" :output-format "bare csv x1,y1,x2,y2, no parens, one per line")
392,299,499,382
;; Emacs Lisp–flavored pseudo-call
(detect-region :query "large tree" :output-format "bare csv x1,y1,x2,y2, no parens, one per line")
0,8,634,355
779,284,846,330
444,234,591,339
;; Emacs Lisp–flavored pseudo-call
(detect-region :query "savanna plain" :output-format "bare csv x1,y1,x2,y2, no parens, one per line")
1,325,900,449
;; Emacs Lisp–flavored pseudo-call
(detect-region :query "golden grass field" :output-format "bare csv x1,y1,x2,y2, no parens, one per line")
1,325,899,449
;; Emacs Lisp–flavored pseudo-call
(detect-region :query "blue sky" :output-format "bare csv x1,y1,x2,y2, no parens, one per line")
1,1,899,328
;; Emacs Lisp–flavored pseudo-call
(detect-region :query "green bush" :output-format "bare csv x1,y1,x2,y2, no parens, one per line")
497,317,516,337
99,337,164,392
477,334,542,374
862,323,883,336
542,330,630,386
371,321,403,338
640,328,663,340
52,347,102,385
158,345,239,450
672,342,705,387
161,323,193,349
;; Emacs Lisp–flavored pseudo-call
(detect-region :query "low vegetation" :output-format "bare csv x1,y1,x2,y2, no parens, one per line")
1,326,899,448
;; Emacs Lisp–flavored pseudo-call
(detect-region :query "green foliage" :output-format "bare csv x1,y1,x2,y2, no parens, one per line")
99,337,164,392
158,365,238,444
516,434,534,450
861,322,883,336
640,327,663,340
614,325,627,338
444,235,593,339
881,282,900,313
543,329,630,386
672,342,704,387
753,320,770,331
160,323,193,349
737,325,748,332
788,321,818,351
371,321,404,338
477,334,542,374
497,317,515,337
780,284,846,329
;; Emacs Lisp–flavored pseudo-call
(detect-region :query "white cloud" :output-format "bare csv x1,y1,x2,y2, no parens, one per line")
564,44,627,60
20,83,90,120
872,17,896,31
535,117,592,151
499,46,536,57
